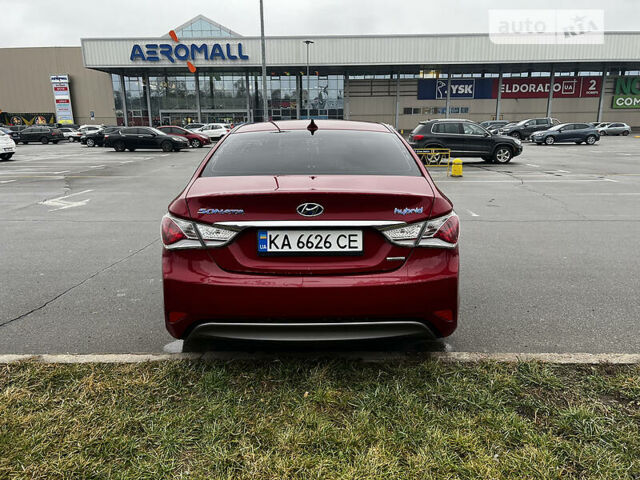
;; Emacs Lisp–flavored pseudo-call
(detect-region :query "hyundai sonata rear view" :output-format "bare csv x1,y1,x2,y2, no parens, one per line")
161,120,459,343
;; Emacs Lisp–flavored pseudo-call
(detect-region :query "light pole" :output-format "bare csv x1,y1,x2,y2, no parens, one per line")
259,0,268,121
303,40,314,119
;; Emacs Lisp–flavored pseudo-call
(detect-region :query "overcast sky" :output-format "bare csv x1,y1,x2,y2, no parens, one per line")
0,0,637,47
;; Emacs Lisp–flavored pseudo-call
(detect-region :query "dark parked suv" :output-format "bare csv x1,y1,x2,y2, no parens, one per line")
82,126,120,147
104,127,189,152
498,117,560,140
17,126,63,144
408,119,523,163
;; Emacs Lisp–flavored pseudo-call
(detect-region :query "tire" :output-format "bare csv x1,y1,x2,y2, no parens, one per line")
68,137,74,142
623,130,630,136
86,138,95,147
599,130,606,136
128,148,136,152
510,131,521,140
40,137,49,144
0,153,14,160
586,135,597,145
493,146,513,164
161,141,173,152
544,136,556,145
113,141,126,152
190,138,201,148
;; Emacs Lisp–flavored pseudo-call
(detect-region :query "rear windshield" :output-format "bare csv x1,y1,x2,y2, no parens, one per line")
201,130,422,177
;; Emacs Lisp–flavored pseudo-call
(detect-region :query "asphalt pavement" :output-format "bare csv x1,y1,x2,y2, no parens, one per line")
0,136,639,354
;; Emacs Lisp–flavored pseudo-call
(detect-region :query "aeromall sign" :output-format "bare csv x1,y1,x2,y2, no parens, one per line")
130,43,249,63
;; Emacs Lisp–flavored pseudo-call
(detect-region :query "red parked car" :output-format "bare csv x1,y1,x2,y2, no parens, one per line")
161,120,459,343
157,126,210,148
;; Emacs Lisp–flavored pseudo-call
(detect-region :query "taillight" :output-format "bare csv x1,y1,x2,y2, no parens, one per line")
161,216,187,245
412,134,425,141
379,212,459,248
418,212,459,248
161,214,239,250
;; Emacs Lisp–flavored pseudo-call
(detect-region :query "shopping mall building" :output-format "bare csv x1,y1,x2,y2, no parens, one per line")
1,15,640,130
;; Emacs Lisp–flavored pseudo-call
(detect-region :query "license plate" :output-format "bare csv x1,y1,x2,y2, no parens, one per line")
258,230,362,254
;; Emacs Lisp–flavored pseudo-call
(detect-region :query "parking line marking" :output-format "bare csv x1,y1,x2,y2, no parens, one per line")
39,189,94,212
526,163,540,167
466,209,479,217
0,180,16,184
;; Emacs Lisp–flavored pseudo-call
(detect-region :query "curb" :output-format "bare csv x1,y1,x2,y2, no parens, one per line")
1,352,640,364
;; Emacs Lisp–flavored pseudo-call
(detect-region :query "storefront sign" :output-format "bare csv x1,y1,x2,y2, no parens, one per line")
418,76,601,100
612,77,640,109
418,78,493,99
130,43,249,63
495,76,601,98
50,74,74,124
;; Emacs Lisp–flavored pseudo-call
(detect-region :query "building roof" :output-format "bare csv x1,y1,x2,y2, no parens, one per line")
81,31,640,74
165,15,242,39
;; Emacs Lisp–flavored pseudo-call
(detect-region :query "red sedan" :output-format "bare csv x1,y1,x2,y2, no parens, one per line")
161,120,459,343
157,126,210,148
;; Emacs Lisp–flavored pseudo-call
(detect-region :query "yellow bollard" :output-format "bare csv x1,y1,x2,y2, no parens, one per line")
450,158,463,177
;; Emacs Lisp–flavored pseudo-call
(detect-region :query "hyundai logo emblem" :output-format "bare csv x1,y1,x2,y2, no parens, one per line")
296,203,324,217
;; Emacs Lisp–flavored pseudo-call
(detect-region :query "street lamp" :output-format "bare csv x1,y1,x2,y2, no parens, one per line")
303,40,314,119
259,0,268,121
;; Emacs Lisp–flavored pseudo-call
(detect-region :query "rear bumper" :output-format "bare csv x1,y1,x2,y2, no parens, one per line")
162,248,459,340
188,321,433,342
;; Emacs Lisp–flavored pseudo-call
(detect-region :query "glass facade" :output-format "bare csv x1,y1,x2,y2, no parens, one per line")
111,72,345,126
176,18,234,38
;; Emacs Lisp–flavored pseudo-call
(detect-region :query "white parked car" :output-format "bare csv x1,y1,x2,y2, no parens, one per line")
598,122,631,136
0,130,17,160
79,125,103,134
58,127,82,142
196,123,230,141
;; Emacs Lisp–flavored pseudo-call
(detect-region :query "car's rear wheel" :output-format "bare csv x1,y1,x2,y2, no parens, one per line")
190,138,201,148
113,141,126,152
0,153,14,160
544,136,555,145
623,130,630,136
40,137,49,144
493,146,512,163
86,138,95,147
511,131,521,140
586,135,597,145
161,141,173,152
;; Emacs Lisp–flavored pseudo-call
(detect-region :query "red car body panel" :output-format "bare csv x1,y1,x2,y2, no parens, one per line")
162,120,459,341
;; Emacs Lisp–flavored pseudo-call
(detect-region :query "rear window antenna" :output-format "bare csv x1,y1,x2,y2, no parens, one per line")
307,119,318,135
269,121,282,133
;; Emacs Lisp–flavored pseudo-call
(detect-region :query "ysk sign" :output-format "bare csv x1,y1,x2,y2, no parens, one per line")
130,42,249,63
612,76,640,109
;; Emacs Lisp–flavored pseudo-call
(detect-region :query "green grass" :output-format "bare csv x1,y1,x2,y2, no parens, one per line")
1,360,639,479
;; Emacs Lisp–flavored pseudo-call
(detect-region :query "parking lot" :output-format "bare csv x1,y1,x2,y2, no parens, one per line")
0,137,639,354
